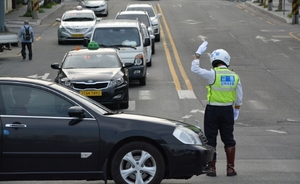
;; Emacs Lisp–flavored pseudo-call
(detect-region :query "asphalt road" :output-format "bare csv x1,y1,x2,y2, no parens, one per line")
1,0,300,183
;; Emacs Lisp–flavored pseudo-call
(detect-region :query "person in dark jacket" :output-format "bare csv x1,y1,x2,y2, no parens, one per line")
19,20,34,60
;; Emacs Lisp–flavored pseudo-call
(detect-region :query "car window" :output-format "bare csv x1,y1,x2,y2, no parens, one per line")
1,85,75,117
63,53,121,68
126,7,155,17
63,12,94,21
116,14,150,27
93,28,141,47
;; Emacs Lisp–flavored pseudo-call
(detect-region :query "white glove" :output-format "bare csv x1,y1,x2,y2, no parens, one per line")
196,41,208,55
233,109,240,121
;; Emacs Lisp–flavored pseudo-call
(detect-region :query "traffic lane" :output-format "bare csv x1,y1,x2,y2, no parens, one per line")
159,0,300,124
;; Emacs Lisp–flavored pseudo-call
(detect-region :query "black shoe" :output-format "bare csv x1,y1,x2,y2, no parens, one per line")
23,57,25,60
29,58,32,60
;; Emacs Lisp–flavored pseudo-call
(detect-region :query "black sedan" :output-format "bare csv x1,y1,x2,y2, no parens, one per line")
51,46,130,109
0,77,215,184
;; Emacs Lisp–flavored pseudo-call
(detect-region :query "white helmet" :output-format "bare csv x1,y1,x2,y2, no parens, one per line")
210,49,231,66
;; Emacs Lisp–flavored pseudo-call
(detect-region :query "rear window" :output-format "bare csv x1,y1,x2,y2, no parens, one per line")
116,14,150,27
92,28,141,47
126,7,155,17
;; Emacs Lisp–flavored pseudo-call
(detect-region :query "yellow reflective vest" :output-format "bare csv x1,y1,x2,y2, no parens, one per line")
206,67,239,106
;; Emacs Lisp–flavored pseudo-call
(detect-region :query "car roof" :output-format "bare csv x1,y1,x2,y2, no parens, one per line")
127,3,153,8
117,10,149,16
0,77,55,86
94,19,140,28
64,9,95,14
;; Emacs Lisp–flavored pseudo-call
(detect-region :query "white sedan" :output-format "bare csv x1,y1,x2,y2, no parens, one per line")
56,9,101,45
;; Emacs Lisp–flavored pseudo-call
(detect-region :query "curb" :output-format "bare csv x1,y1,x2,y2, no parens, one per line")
244,1,292,24
5,3,64,28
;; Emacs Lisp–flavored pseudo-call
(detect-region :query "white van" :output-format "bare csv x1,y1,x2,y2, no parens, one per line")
84,19,150,86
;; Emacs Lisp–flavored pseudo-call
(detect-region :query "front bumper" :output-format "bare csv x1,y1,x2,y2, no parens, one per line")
127,65,146,80
57,30,92,42
70,83,129,105
86,6,107,15
162,144,215,179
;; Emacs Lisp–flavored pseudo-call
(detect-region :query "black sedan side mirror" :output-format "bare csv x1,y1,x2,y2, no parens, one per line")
68,106,85,118
51,63,61,70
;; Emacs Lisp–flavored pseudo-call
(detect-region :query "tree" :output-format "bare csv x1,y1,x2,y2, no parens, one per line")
278,0,283,11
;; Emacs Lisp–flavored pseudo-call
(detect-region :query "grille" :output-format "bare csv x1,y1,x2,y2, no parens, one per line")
66,28,89,33
73,82,109,90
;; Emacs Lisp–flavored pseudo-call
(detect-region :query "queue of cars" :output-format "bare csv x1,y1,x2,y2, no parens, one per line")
0,2,216,184
55,3,159,109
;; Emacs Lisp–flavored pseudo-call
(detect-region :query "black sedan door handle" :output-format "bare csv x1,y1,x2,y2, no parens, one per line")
5,124,27,128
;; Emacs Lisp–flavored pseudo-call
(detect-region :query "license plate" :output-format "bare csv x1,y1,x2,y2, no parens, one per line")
72,34,84,37
80,90,102,96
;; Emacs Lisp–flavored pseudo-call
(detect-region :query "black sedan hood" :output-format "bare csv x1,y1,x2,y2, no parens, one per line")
111,113,190,128
63,68,120,81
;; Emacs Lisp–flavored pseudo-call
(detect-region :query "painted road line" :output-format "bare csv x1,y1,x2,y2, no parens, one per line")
157,4,193,91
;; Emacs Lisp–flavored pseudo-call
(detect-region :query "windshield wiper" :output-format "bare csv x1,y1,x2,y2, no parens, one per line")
109,44,137,50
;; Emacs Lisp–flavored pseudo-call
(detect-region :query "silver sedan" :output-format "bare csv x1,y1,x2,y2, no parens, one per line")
79,0,108,17
56,9,101,45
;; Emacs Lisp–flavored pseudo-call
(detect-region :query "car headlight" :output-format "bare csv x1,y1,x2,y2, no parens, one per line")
109,77,124,87
173,126,202,145
60,78,72,87
134,54,143,65
59,25,66,31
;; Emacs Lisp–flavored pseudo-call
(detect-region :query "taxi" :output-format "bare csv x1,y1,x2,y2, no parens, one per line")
51,42,131,109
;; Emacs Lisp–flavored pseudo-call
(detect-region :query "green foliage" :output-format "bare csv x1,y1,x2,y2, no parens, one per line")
39,9,45,13
40,1,57,9
23,11,32,17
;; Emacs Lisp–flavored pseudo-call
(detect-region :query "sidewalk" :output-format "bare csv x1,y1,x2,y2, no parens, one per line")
5,2,64,28
244,0,299,24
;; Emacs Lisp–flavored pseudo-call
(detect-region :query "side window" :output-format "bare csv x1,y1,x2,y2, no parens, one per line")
1,85,74,117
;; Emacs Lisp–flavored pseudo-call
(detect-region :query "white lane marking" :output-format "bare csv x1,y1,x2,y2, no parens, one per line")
178,90,196,99
256,36,281,43
261,30,285,32
27,73,51,81
127,101,135,111
247,100,268,110
266,130,287,134
272,35,292,38
139,90,154,100
190,109,205,114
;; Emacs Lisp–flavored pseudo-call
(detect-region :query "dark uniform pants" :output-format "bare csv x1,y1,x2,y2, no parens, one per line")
204,104,236,148
21,42,32,59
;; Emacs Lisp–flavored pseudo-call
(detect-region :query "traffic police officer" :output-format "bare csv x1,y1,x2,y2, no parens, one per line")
191,41,243,177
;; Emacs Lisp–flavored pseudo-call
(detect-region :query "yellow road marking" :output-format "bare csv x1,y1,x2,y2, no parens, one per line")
290,32,300,41
157,4,193,91
35,36,41,41
52,22,58,27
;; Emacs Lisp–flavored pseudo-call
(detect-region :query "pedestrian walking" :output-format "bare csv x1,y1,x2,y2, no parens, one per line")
191,41,243,177
19,20,34,60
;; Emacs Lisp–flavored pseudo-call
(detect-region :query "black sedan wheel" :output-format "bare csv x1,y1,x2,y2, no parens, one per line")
111,141,165,184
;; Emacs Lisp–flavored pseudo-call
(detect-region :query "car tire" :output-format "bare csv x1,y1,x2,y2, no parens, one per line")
139,76,146,86
111,141,165,184
151,40,155,55
147,57,152,67
155,33,160,42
